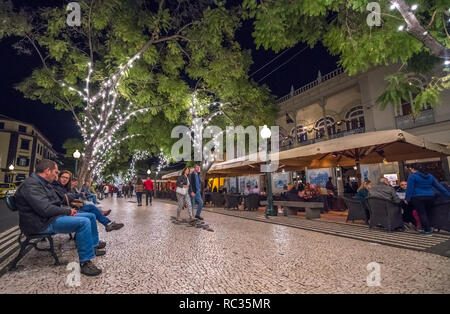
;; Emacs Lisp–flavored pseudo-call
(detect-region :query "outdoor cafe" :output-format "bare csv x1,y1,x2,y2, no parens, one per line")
205,129,450,225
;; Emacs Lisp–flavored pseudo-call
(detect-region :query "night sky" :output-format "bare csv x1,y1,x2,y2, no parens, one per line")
0,1,338,153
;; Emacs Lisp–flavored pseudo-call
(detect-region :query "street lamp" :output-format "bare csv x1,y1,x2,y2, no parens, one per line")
147,169,151,175
73,150,81,176
260,125,276,217
8,164,14,183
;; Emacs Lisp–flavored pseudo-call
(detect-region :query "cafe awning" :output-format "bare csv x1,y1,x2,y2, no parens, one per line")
161,170,183,180
209,129,450,175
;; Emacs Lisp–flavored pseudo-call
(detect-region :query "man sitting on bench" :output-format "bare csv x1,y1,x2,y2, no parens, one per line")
14,159,104,276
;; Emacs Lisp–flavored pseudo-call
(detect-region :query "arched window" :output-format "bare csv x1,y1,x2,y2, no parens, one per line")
291,125,308,142
399,75,430,116
315,117,335,138
345,106,365,131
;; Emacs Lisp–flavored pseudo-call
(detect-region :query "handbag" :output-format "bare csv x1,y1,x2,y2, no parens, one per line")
176,186,187,195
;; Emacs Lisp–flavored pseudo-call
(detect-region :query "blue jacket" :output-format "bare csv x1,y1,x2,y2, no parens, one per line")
405,172,450,201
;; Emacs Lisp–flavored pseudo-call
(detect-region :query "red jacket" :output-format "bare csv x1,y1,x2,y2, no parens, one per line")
144,179,154,191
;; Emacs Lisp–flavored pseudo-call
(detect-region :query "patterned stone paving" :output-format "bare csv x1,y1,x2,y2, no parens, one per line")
0,198,449,294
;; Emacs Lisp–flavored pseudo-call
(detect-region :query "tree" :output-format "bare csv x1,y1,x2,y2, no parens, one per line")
243,0,450,111
0,0,276,184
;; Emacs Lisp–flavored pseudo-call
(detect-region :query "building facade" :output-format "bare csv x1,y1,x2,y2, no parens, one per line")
274,64,450,191
0,114,58,183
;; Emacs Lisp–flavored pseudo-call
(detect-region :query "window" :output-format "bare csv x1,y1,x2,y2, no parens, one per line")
20,139,30,150
399,97,431,116
345,106,365,131
291,125,308,142
18,125,27,133
398,75,431,116
16,156,29,167
0,122,4,129
16,174,26,181
315,117,336,138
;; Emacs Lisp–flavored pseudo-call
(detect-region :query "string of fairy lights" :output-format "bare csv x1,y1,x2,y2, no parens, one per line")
58,50,150,177
186,94,227,170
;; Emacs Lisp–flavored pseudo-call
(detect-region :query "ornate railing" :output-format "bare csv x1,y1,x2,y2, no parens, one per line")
395,109,434,130
277,67,345,104
279,127,365,151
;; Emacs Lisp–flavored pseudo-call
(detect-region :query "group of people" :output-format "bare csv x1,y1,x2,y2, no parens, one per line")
243,184,266,195
284,178,335,211
175,165,204,222
14,159,125,277
355,164,450,235
133,176,154,206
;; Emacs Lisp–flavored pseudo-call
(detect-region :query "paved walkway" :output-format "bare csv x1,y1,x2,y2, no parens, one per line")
0,198,449,293
201,206,450,257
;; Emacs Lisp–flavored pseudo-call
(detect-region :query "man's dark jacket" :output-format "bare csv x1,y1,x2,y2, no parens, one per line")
14,174,71,235
188,171,201,194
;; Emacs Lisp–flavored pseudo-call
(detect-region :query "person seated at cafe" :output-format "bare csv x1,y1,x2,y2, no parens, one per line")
244,185,251,196
313,184,329,212
369,177,401,204
54,171,124,232
326,177,335,194
299,184,313,200
394,181,419,229
260,187,267,196
356,180,372,201
14,159,104,276
252,185,260,194
356,180,372,223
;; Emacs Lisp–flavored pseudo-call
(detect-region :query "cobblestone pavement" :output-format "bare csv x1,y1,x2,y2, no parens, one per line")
0,198,449,294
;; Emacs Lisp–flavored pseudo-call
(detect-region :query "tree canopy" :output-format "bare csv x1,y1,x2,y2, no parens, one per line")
0,0,277,180
243,0,450,112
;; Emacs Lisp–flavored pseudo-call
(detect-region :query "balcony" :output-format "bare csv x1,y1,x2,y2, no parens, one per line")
279,127,365,151
395,108,435,130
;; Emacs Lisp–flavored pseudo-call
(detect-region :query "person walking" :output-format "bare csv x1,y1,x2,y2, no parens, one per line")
129,182,134,197
135,178,144,206
406,164,450,235
144,176,154,206
176,167,193,222
103,183,109,199
189,164,204,220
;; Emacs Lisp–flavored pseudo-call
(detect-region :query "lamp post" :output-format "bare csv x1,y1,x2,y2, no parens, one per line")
8,164,14,183
261,125,276,217
73,150,81,176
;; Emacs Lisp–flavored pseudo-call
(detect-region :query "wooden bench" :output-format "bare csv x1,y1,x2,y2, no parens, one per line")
261,200,324,219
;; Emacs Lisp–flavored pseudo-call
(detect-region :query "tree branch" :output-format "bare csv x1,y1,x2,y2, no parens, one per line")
88,0,95,63
391,0,449,58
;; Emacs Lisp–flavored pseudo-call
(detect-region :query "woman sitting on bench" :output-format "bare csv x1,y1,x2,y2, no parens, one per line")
53,171,124,232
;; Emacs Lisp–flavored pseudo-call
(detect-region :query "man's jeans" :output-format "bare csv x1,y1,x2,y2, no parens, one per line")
45,212,98,263
79,204,111,226
190,191,203,217
145,190,153,205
